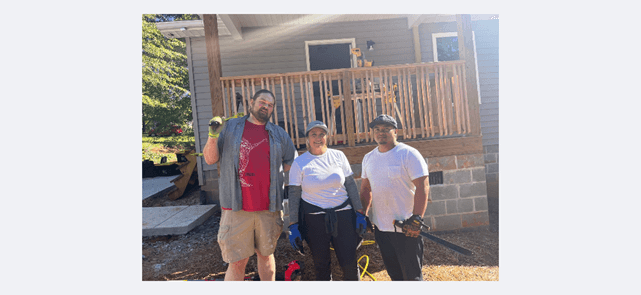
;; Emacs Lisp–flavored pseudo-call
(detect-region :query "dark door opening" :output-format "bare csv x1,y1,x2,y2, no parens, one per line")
308,43,352,134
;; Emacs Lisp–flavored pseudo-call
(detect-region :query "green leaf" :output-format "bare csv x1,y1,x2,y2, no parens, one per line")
142,14,196,132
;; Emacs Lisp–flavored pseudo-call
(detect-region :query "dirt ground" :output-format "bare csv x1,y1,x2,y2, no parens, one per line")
142,185,499,281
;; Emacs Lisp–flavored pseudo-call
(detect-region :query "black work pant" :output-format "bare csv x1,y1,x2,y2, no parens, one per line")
374,226,424,281
304,210,360,281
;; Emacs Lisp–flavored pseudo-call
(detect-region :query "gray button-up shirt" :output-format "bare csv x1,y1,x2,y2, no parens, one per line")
217,114,297,212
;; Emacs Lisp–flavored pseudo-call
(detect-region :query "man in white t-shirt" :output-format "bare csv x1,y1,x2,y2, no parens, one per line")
359,114,430,281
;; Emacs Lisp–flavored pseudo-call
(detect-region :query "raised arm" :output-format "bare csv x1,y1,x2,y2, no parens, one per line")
203,137,220,165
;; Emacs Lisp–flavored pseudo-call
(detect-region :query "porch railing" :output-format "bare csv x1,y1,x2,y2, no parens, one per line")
220,60,475,149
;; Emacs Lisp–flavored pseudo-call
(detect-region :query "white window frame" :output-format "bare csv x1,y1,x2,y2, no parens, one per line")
432,32,482,104
305,38,357,71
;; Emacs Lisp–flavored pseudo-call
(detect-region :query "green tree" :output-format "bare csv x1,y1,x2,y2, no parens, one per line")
142,14,199,133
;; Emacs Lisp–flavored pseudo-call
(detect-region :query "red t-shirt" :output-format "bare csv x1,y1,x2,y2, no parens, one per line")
238,120,271,211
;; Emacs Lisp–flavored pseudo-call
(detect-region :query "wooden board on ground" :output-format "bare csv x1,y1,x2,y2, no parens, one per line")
168,151,198,200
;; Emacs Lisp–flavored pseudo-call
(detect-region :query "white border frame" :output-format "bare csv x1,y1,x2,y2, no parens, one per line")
305,38,357,71
432,32,482,104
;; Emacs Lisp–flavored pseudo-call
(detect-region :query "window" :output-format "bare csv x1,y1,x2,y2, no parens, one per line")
304,38,357,71
436,36,460,61
432,32,481,104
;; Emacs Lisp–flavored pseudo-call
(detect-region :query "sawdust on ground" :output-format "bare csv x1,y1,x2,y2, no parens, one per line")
142,188,499,281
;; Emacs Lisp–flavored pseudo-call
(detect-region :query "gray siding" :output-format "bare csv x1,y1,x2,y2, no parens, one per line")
419,20,499,146
189,17,415,172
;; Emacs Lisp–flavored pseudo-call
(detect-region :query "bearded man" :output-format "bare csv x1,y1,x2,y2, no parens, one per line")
204,89,297,281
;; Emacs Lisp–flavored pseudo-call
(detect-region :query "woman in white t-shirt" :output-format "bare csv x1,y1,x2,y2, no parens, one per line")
287,121,367,281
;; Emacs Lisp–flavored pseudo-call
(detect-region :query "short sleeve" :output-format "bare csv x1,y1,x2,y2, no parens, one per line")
288,160,303,186
405,148,429,181
281,131,297,166
339,151,353,177
360,153,369,179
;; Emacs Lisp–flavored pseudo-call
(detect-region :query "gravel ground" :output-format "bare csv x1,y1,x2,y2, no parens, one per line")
142,186,499,281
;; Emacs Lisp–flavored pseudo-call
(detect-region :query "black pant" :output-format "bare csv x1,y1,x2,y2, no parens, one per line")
304,210,360,281
374,226,424,281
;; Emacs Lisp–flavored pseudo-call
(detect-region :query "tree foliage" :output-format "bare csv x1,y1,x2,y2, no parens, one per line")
142,14,199,132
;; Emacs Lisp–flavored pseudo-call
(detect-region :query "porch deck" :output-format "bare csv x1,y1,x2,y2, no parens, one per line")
219,61,481,154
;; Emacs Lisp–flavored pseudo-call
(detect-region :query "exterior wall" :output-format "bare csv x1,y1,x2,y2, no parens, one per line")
424,153,489,231
473,20,499,148
199,170,219,205
418,19,498,147
189,18,498,229
473,21,499,201
484,144,499,228
419,19,499,197
484,144,499,184
188,17,416,189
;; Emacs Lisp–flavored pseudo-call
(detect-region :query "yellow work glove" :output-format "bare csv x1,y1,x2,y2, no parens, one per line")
208,116,224,138
208,112,244,138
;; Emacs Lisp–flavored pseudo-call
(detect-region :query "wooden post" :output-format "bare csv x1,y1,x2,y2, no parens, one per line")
415,66,426,138
413,25,422,63
299,75,308,132
342,71,355,146
270,78,278,124
350,71,361,143
456,14,482,135
366,70,375,141
203,14,224,117
288,76,300,148
279,76,289,136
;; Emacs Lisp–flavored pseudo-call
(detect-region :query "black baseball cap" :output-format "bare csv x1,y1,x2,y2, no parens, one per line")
368,114,397,129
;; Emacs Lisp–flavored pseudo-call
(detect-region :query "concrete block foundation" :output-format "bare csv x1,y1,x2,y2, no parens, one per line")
423,153,490,231
483,144,499,231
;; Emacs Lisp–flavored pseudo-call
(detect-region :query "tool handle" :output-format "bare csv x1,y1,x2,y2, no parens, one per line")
394,219,430,231
396,220,474,256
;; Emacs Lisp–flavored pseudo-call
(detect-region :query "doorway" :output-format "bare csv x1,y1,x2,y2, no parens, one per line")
305,39,356,135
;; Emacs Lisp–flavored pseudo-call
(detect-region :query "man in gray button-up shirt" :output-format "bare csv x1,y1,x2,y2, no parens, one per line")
204,89,297,281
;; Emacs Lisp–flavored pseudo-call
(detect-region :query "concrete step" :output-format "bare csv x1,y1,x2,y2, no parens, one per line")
143,175,179,201
143,205,217,237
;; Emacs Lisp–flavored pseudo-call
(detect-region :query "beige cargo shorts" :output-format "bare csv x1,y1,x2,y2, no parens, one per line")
217,209,284,263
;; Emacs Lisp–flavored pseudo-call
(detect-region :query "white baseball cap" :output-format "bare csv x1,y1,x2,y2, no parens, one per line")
305,120,329,136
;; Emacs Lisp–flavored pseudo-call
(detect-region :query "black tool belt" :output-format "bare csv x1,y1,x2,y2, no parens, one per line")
300,198,351,238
